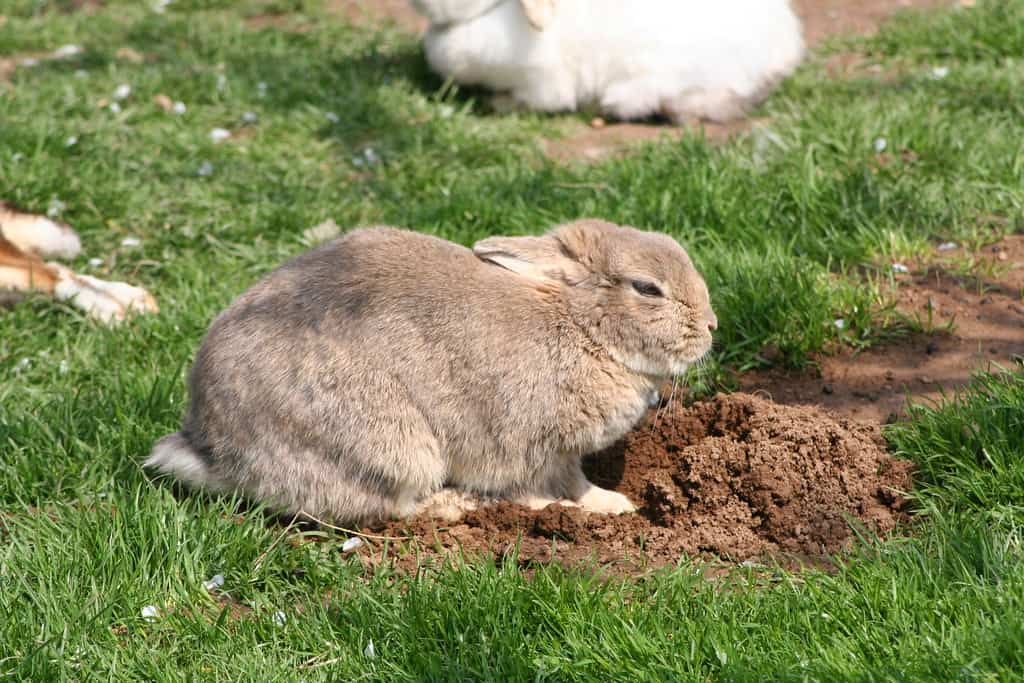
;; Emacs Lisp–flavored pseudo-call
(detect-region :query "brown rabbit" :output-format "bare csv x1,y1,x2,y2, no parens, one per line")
146,219,716,524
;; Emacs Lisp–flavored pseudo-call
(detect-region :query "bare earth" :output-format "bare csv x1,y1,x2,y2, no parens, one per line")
358,393,912,572
743,235,1024,424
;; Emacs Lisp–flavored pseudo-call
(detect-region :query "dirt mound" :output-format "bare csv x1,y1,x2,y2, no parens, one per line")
361,393,913,571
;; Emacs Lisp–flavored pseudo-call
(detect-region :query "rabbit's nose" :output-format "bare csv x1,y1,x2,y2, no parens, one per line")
706,311,718,332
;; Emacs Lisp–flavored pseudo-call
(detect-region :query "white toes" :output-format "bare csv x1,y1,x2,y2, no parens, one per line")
576,485,636,515
51,265,158,324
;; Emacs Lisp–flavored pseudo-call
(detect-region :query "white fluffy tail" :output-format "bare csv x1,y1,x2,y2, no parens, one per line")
145,432,221,490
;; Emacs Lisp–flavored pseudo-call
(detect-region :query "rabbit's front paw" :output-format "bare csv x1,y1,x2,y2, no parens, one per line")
576,485,636,515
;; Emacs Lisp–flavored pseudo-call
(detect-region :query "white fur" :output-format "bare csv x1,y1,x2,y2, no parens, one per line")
0,214,82,259
414,0,805,122
50,264,158,323
145,433,222,490
575,484,636,514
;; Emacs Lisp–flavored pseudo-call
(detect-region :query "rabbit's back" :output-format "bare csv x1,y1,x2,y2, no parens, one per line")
179,228,632,519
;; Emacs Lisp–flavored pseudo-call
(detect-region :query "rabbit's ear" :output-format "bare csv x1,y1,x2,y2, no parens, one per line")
474,234,587,283
519,0,557,30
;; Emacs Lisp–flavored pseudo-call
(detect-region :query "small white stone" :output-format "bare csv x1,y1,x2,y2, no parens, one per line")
833,319,846,330
325,111,339,124
363,147,379,164
241,111,258,123
363,640,376,658
52,45,83,59
891,263,910,273
153,0,172,12
171,101,187,115
88,257,104,267
272,611,287,626
937,241,958,251
931,66,950,79
121,237,141,248
873,138,887,153
66,136,78,147
203,574,225,591
342,537,363,552
210,127,231,143
109,102,121,114
141,605,159,622
11,152,24,162
197,161,214,177
47,198,65,217
113,84,132,100
20,58,40,68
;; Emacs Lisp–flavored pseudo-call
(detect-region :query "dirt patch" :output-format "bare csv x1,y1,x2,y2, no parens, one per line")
324,0,427,33
355,393,912,573
245,2,426,37
792,0,952,47
743,234,1024,424
544,118,763,163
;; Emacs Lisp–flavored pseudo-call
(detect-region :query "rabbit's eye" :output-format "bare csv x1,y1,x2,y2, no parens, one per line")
631,280,664,298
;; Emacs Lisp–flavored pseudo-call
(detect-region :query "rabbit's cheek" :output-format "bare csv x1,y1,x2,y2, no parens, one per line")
609,347,674,378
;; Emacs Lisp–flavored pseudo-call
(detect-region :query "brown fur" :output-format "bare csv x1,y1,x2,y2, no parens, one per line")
147,219,716,524
0,236,59,294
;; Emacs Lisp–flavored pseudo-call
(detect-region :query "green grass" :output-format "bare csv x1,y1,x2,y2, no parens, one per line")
1,0,1023,678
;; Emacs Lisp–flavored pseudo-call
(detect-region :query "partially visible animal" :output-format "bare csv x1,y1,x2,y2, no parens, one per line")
0,202,158,323
147,219,717,525
411,0,805,123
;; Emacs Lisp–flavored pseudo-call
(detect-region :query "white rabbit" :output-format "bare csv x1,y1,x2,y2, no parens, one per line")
411,0,805,123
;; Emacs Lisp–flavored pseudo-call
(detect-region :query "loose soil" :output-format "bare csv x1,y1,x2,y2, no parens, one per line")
743,234,1024,424
358,393,913,572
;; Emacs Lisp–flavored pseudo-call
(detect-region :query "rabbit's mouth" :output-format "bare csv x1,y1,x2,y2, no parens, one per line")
666,339,714,375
